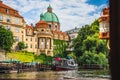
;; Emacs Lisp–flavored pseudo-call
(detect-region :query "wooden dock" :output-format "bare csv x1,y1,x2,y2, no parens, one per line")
0,62,52,73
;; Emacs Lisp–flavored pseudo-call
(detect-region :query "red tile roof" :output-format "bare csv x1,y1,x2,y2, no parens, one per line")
26,25,34,29
36,20,49,28
0,1,25,21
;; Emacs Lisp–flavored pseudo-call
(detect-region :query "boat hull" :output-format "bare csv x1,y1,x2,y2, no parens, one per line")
52,65,78,71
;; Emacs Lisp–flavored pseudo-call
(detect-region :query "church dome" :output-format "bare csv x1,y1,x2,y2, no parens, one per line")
40,5,59,23
44,12,59,23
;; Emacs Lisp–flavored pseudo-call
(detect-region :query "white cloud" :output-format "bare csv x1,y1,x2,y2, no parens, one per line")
2,0,107,31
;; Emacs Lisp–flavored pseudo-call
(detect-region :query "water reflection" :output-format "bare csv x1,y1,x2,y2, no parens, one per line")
0,70,110,80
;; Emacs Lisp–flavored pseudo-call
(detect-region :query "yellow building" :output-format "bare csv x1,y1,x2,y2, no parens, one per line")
0,1,26,51
25,25,37,53
0,1,69,56
36,20,53,56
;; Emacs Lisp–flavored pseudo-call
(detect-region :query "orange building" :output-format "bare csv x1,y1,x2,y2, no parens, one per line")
99,7,109,39
0,1,69,56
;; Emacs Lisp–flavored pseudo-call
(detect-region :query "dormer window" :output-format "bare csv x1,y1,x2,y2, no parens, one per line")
14,11,17,14
6,9,9,14
27,28,33,36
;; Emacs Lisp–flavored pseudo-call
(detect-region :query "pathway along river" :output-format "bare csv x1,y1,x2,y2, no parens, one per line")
0,70,110,80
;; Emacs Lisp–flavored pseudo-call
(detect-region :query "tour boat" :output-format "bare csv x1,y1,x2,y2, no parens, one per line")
51,58,78,71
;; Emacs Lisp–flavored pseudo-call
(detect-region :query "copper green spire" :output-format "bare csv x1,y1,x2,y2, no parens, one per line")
47,4,52,12
48,4,52,9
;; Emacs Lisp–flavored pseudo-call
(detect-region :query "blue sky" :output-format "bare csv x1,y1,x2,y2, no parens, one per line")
2,0,108,31
87,0,108,6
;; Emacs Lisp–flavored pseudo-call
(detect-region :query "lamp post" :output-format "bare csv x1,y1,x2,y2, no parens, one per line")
99,7,110,50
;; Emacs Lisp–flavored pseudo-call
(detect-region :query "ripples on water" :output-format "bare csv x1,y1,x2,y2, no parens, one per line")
0,70,110,80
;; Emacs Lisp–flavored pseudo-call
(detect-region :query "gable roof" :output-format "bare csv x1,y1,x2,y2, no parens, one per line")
0,1,25,21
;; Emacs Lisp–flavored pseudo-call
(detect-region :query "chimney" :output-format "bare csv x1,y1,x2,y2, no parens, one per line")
31,23,33,27
0,0,2,3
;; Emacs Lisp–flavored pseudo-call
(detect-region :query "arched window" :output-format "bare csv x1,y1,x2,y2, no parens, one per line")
41,29,44,32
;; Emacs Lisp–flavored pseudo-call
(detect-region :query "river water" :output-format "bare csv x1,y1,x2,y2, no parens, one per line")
0,70,110,80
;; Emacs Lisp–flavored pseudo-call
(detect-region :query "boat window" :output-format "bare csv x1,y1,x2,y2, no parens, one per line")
71,61,74,65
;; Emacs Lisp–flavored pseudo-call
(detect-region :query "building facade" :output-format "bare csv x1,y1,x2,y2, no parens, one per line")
0,1,26,51
0,1,69,56
65,27,80,51
99,7,109,39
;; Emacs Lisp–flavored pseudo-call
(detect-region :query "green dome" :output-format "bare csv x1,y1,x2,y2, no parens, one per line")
40,5,59,23
43,12,59,23
40,13,44,20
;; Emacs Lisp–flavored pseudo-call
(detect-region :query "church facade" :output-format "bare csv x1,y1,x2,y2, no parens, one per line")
0,1,69,56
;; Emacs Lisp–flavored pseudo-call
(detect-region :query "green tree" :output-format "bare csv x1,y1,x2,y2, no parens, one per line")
73,19,108,68
0,25,14,52
73,20,100,56
18,41,27,50
53,39,68,55
82,33,107,54
78,51,108,67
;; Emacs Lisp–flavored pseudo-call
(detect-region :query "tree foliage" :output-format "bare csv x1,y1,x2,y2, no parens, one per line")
73,20,108,67
18,41,27,50
0,25,14,52
53,39,68,55
78,51,108,67
73,20,106,56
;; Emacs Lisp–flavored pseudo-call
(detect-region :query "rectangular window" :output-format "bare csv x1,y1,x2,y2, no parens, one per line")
35,44,37,48
15,27,19,32
41,38,45,49
30,44,32,48
41,38,44,42
16,18,20,24
46,39,49,49
0,15,3,21
21,31,23,33
7,17,11,22
14,36,19,42
26,44,28,48
6,26,11,30
31,38,32,41
41,43,44,49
